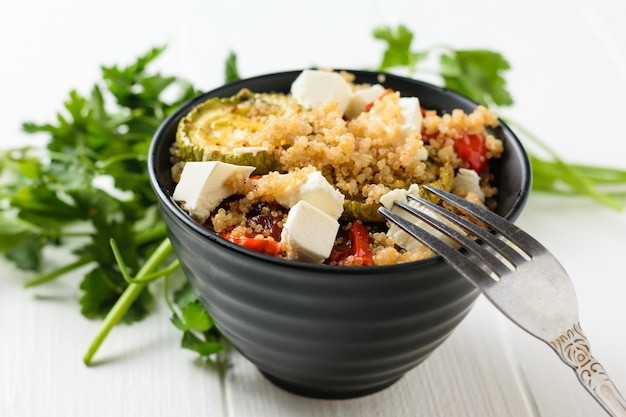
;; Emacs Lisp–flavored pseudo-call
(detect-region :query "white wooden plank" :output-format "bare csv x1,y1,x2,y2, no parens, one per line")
0,262,226,417
223,299,535,417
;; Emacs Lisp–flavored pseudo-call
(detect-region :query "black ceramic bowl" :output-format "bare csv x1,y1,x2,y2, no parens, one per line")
148,70,531,399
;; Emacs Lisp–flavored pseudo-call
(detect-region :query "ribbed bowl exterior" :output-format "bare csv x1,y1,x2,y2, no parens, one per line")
149,70,531,399
162,204,479,398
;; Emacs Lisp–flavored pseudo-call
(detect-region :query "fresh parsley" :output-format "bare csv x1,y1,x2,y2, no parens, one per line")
374,24,626,210
0,46,222,363
168,283,224,357
224,51,241,83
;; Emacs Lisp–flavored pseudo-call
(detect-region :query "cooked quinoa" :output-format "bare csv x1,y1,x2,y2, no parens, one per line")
170,71,504,266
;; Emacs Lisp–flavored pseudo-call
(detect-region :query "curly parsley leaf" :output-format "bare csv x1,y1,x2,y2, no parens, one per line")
80,268,121,320
181,332,223,357
79,265,155,324
0,216,42,253
373,24,427,73
6,238,44,271
225,51,241,83
170,285,224,357
374,24,513,107
440,49,513,107
171,299,213,332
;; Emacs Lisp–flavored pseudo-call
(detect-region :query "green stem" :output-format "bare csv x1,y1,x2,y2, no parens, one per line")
23,255,93,288
132,260,179,283
111,237,179,284
22,223,168,289
502,116,624,211
135,223,168,245
567,164,626,183
163,273,177,315
41,230,93,239
531,156,626,192
83,237,173,366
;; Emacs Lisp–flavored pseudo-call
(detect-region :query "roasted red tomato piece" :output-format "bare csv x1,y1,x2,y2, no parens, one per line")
454,132,488,173
221,232,282,256
328,221,375,266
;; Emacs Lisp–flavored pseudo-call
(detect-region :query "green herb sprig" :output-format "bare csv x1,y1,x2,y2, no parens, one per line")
0,46,224,364
373,24,626,210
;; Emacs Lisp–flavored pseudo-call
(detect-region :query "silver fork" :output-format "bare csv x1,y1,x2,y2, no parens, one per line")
378,185,626,417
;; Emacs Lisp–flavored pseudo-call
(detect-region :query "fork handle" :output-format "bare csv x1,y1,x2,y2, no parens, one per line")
550,323,626,417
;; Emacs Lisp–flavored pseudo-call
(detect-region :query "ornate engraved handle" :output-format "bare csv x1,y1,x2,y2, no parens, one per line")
550,323,626,417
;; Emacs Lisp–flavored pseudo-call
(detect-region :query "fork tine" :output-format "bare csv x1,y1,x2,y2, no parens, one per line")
393,201,511,278
423,185,545,256
378,206,497,289
406,194,528,268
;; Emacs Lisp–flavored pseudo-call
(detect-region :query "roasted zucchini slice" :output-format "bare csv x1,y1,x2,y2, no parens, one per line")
418,162,455,203
342,199,385,223
176,89,296,174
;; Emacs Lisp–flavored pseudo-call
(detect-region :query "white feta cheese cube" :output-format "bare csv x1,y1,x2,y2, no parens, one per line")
381,185,421,252
344,84,386,119
276,170,345,220
381,184,459,251
398,96,423,136
172,161,255,223
380,187,412,211
453,168,485,202
290,70,354,114
280,200,340,263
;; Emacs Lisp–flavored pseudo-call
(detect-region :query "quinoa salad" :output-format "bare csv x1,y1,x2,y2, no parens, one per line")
170,69,504,266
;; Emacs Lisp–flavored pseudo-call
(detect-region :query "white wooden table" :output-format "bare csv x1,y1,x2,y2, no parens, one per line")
1,1,625,416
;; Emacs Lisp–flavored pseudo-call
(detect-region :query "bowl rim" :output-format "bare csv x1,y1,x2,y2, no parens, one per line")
148,69,532,274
